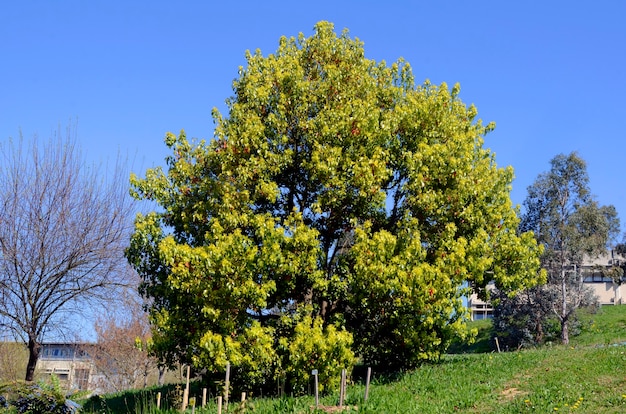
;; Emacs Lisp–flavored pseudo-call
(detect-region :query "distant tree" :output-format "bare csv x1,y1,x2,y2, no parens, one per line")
0,130,134,381
496,152,620,346
88,289,160,392
127,21,544,387
491,285,555,349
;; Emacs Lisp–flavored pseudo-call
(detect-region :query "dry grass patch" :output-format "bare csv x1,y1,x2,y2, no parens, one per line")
500,387,527,402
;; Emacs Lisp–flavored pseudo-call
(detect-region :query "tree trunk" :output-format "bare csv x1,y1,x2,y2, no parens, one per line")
25,337,40,381
560,268,569,345
158,366,165,386
561,318,569,345
535,318,544,344
143,370,148,388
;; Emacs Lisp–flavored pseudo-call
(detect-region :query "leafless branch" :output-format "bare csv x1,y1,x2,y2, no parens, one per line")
0,128,136,380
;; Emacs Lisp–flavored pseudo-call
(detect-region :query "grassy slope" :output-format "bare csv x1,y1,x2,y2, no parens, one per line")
0,342,28,382
82,305,626,413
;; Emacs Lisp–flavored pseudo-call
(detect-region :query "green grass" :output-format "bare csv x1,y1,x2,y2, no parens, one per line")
81,305,626,413
448,318,495,354
571,305,626,347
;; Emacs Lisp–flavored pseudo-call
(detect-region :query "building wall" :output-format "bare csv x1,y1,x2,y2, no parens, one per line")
587,282,622,305
36,343,94,391
466,250,626,319
581,251,624,305
467,294,494,321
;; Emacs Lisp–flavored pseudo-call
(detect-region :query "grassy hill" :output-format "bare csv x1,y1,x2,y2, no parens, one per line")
81,305,626,413
0,342,28,382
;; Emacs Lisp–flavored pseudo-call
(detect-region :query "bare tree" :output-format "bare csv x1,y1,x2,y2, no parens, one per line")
0,129,135,381
88,287,161,392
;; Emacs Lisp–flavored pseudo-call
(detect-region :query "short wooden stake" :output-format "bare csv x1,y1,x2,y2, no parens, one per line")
339,369,346,407
311,369,319,407
182,365,191,411
495,337,501,353
202,387,207,407
364,367,371,402
217,396,223,414
156,392,161,409
224,362,231,411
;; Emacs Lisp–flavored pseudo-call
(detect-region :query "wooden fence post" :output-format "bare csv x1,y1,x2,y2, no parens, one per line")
312,369,319,408
224,362,231,411
364,367,371,402
182,365,190,411
339,368,346,407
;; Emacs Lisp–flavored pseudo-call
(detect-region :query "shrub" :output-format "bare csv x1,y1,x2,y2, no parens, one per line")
0,375,83,414
279,315,355,395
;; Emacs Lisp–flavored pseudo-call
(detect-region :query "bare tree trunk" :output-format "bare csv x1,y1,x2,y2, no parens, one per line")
158,366,165,386
561,318,569,345
143,361,150,388
535,317,544,344
561,268,569,345
25,337,40,382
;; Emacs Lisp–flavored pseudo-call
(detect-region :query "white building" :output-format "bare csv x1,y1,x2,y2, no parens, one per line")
36,343,94,391
467,250,626,320
581,251,624,305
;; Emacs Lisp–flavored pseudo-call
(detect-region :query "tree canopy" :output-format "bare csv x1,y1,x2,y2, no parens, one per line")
126,21,543,390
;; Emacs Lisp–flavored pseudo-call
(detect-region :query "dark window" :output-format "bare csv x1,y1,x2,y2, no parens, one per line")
74,368,90,390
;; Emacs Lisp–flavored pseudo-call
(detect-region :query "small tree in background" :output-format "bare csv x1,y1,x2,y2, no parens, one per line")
494,152,620,346
0,129,135,381
88,288,161,393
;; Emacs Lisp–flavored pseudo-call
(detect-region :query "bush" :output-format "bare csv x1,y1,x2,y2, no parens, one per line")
0,376,83,414
492,285,597,350
279,315,355,395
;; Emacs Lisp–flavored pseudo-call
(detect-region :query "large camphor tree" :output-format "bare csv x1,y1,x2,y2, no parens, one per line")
127,22,544,391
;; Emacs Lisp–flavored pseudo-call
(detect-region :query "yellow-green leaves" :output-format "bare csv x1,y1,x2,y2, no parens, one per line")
280,315,355,394
127,21,543,384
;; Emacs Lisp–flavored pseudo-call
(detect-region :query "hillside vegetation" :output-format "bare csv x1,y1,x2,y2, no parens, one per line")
0,342,27,382
80,305,626,413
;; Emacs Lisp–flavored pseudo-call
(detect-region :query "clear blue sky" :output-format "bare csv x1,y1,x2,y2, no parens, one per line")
2,1,625,234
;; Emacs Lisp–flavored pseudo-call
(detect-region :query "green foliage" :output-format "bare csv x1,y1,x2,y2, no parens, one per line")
0,375,84,414
279,315,355,394
127,21,544,387
492,285,556,349
498,152,620,346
